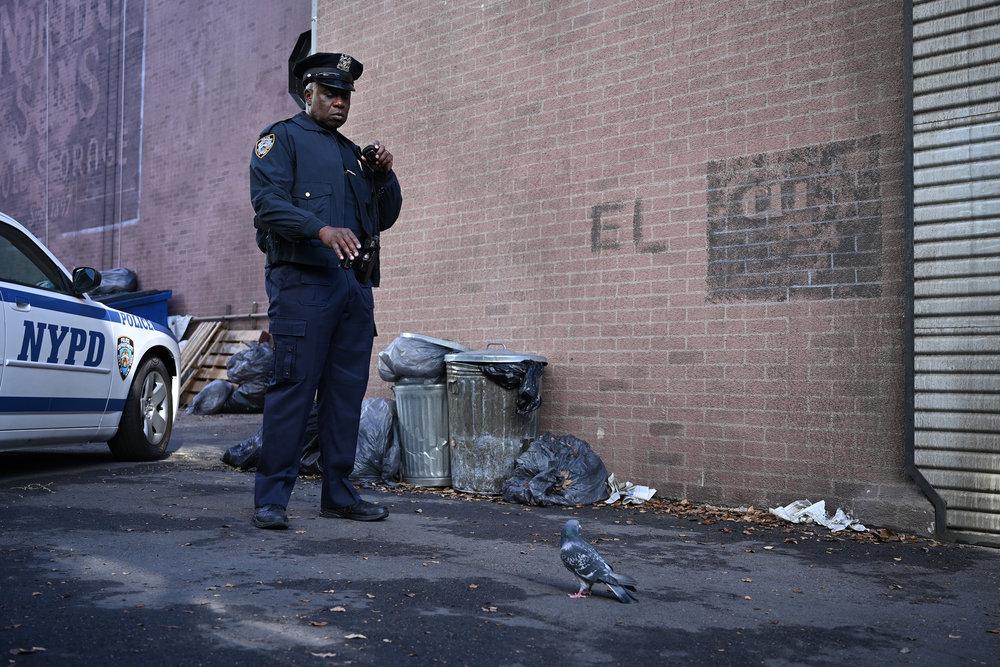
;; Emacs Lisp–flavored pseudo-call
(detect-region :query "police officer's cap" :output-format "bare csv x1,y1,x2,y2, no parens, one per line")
293,52,364,92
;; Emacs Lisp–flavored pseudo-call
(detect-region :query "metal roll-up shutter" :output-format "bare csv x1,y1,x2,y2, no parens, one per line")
911,0,1000,544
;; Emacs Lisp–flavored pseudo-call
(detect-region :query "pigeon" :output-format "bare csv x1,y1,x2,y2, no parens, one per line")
560,518,638,603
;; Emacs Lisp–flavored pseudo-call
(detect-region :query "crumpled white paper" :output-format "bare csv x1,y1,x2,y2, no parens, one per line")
768,499,866,532
605,473,657,506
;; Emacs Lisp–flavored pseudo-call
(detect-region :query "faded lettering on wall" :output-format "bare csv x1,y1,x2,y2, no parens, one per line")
590,199,667,254
0,0,145,239
705,136,882,302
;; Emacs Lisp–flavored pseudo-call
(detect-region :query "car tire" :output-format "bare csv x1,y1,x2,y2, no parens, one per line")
108,357,173,461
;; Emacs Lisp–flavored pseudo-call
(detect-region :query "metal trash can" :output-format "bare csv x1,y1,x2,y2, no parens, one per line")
445,346,547,495
391,333,468,487
394,381,450,486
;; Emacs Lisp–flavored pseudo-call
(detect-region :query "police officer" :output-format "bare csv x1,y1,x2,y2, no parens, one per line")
248,51,402,529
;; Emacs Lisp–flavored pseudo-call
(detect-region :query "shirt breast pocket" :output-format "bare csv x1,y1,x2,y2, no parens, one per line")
292,182,334,226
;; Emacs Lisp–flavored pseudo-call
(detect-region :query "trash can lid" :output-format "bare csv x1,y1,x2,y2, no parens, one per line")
445,344,547,364
399,332,470,352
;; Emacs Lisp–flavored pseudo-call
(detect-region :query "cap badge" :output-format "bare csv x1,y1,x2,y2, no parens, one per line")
337,54,353,72
255,133,275,159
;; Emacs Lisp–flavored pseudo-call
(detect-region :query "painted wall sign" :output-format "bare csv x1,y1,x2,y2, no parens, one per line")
0,0,146,240
705,136,882,302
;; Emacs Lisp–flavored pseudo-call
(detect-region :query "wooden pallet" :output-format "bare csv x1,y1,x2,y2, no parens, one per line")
179,326,266,406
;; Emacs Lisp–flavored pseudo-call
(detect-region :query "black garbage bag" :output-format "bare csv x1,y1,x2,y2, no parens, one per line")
481,361,546,414
227,342,273,384
222,404,321,473
222,427,263,470
378,336,453,381
186,379,236,415
88,267,138,297
223,378,269,413
350,398,400,485
501,432,609,506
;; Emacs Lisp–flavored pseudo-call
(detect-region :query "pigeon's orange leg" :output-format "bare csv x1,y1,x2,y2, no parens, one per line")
568,584,592,598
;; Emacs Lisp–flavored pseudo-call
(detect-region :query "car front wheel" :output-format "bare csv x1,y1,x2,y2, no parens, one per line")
108,357,173,461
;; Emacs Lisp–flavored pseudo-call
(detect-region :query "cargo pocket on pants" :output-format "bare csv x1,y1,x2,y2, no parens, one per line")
269,317,307,382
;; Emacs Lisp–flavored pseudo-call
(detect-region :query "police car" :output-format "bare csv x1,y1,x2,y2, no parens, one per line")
0,212,179,460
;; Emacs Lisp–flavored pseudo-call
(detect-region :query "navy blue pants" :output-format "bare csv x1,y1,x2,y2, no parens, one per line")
254,263,374,510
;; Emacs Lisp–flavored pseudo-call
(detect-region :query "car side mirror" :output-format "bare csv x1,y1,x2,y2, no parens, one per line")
72,267,102,295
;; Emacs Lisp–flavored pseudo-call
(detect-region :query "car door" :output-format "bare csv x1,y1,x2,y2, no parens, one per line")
0,224,113,435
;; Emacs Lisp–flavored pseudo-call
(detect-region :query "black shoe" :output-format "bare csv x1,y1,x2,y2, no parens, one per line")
320,500,389,522
252,504,288,529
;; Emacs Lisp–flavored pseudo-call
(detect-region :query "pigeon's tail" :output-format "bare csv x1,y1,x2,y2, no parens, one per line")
609,573,637,591
607,583,639,604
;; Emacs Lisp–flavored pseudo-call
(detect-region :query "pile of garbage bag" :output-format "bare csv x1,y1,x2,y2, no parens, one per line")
88,267,138,298
221,397,400,485
186,341,272,415
502,432,609,506
377,334,465,383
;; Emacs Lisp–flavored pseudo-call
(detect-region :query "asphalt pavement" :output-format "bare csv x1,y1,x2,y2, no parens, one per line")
1,413,998,666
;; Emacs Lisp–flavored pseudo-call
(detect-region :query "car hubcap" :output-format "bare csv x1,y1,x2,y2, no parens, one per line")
140,370,169,445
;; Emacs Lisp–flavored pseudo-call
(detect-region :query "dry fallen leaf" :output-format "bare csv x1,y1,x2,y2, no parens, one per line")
741,578,752,583
366,593,375,599
311,652,337,658
308,620,329,627
344,633,367,640
405,593,416,598
742,596,752,601
987,628,1000,634
330,606,346,613
481,606,498,613
468,584,479,590
11,647,46,655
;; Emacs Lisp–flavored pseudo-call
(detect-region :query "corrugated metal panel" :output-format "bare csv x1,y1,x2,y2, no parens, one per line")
912,0,1000,544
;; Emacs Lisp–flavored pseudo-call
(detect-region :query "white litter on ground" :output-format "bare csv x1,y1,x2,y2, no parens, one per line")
605,473,657,506
769,499,867,532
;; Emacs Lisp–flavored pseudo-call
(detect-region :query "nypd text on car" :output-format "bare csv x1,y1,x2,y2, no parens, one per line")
0,211,180,460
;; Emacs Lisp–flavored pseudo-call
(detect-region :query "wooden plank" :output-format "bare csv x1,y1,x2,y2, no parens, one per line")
179,324,226,401
223,330,264,342
201,354,233,367
180,322,221,376
195,367,230,381
213,342,252,355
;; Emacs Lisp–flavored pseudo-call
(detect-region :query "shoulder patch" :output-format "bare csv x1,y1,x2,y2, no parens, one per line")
255,133,276,159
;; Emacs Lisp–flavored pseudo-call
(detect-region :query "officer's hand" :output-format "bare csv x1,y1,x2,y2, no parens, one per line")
318,226,361,260
362,141,393,173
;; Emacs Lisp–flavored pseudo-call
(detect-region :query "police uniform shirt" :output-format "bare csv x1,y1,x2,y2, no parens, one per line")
249,110,402,274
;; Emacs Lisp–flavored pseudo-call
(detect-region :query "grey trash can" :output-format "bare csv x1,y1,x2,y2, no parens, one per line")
390,334,468,487
445,347,547,495
394,381,450,486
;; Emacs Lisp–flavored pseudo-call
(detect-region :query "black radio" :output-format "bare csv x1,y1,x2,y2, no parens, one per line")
352,236,379,283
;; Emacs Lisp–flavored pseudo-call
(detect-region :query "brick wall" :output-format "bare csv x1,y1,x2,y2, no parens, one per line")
3,0,930,529
318,0,930,528
2,0,303,316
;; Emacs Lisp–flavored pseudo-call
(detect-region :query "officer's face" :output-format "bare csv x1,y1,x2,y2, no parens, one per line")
306,83,351,131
